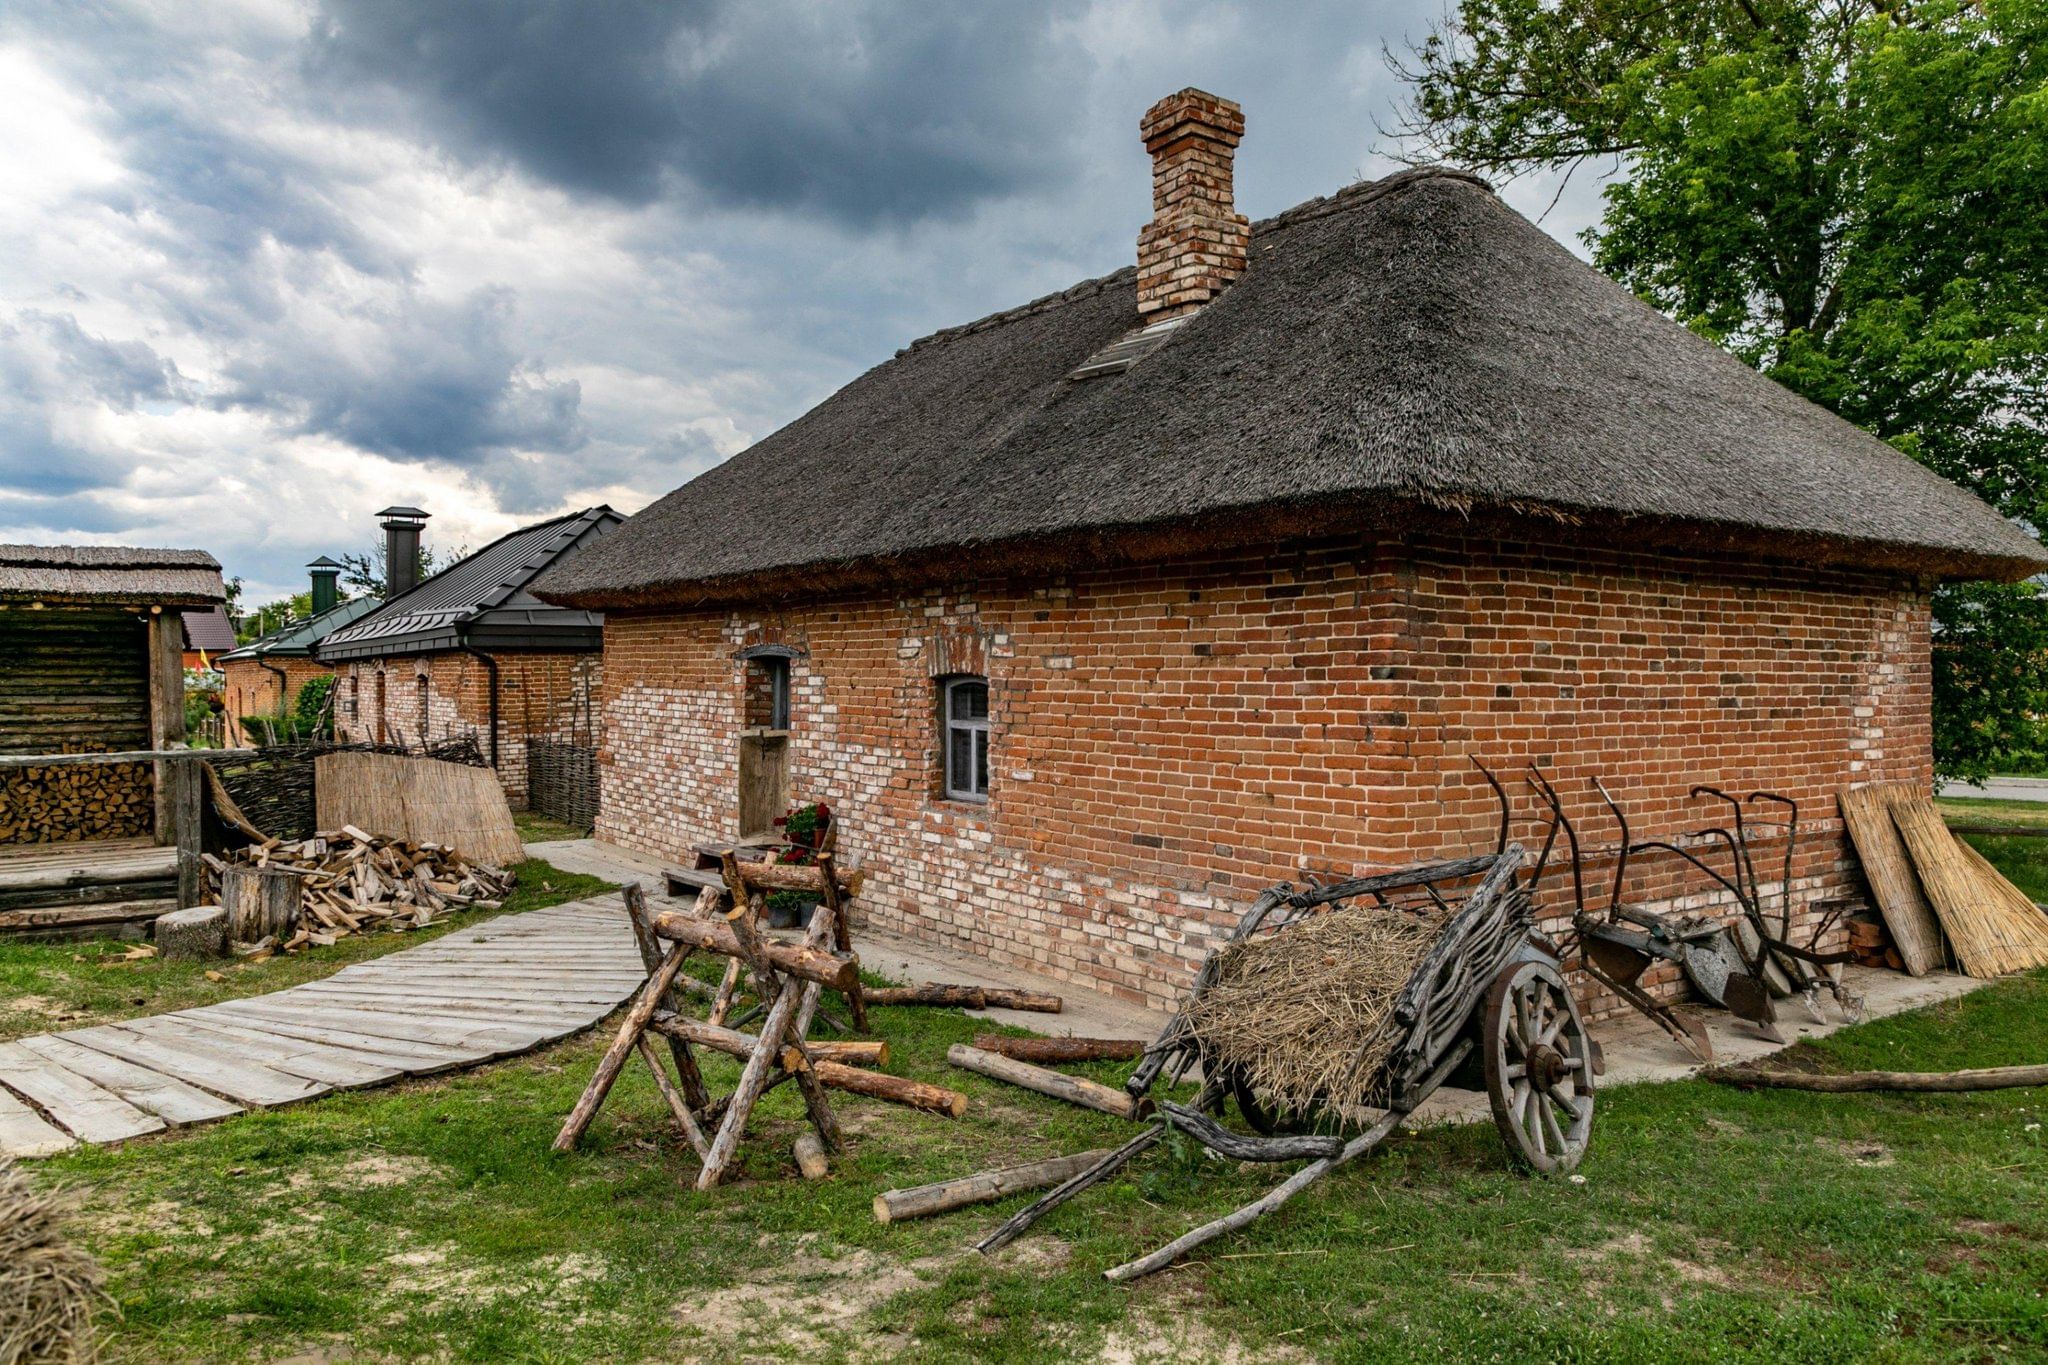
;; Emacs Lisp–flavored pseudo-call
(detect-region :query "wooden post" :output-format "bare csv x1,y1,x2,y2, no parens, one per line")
146,611,185,847
170,761,203,909
815,851,867,1032
624,883,711,1111
554,942,694,1153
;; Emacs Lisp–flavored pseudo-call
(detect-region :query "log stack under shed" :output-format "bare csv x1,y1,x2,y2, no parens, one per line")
0,761,152,844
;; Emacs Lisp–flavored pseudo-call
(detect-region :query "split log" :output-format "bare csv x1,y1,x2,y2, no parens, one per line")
736,860,864,898
793,1133,830,1181
874,1148,1116,1224
154,905,226,961
1704,1062,2048,1093
971,1035,1145,1064
651,911,860,992
866,984,1063,1013
946,1044,1152,1120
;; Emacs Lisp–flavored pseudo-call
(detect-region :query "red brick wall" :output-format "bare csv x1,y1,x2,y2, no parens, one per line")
334,651,601,805
222,657,335,745
594,532,1930,1011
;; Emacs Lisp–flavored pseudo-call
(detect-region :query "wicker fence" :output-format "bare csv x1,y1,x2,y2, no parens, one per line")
205,735,488,842
527,738,599,833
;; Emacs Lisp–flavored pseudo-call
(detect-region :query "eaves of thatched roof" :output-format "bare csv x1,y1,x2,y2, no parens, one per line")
537,169,2044,610
0,544,225,605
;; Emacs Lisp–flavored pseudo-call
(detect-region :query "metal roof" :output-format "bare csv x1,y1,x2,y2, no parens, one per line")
180,607,238,654
316,506,620,662
219,593,383,661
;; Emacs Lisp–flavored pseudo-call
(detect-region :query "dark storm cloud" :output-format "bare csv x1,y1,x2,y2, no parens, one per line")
221,287,585,465
23,312,188,410
307,0,1089,223
0,317,139,495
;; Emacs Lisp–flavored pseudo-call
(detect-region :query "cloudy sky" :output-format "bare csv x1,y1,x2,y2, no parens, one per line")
0,1,1606,604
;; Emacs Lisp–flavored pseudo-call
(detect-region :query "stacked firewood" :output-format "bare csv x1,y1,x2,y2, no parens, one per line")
202,824,515,951
0,762,152,843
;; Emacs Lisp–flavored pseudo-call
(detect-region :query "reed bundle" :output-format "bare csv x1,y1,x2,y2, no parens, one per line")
0,1161,106,1365
1891,796,2048,978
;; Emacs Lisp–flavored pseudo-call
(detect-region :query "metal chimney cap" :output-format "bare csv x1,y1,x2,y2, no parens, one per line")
306,555,345,569
376,505,430,519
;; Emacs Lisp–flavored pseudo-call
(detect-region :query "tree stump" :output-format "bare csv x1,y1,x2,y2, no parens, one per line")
221,865,299,943
155,905,227,961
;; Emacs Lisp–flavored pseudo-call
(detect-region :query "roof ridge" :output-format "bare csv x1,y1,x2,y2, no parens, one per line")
895,166,1493,358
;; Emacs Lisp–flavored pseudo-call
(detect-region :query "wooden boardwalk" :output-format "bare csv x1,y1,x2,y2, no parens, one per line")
0,893,644,1157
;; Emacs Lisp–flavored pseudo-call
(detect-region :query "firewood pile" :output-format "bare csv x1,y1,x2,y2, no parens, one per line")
202,824,515,952
0,760,152,843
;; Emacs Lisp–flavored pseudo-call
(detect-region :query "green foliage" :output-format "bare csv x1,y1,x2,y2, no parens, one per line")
292,674,336,739
1398,0,2048,777
1934,580,2048,781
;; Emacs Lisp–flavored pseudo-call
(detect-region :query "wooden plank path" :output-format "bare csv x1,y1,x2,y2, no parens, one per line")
0,892,644,1156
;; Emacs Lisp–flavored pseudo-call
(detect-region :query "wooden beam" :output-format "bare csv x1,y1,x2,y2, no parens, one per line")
0,748,257,770
649,910,860,992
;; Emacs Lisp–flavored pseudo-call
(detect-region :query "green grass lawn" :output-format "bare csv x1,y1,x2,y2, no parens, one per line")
10,837,2048,1361
511,809,591,845
0,857,614,1044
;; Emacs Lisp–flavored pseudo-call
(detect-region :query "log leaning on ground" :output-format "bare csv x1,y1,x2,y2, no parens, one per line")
970,1035,1146,1064
867,984,1063,1013
1705,1063,2048,1093
650,910,860,992
946,1044,1153,1120
154,904,226,961
653,1015,964,1116
874,1148,1117,1224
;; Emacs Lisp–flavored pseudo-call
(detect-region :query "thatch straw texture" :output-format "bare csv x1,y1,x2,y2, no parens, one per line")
1892,796,2048,978
1181,905,1440,1114
0,1161,105,1365
1839,783,1947,975
313,752,525,866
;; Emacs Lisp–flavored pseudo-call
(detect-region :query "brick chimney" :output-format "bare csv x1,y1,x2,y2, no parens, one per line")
1136,89,1249,318
377,506,429,600
307,555,342,615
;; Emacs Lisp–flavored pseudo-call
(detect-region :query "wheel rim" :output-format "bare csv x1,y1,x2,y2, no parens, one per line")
1483,960,1594,1174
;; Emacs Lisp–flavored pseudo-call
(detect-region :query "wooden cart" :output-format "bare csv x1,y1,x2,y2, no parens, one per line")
979,771,1597,1281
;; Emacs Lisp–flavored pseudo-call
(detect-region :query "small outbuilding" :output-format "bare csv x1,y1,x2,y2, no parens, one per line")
535,91,2046,1012
317,505,620,815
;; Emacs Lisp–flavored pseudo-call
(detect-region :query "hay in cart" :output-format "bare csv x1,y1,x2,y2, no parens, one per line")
1173,903,1444,1115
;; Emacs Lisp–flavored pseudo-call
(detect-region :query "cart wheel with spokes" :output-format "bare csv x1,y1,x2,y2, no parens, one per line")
1223,1066,1311,1136
1482,959,1595,1174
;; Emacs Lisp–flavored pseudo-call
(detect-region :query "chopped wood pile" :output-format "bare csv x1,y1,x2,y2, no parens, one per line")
201,824,514,952
0,760,151,843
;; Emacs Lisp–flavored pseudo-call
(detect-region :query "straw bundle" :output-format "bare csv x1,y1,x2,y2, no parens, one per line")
1839,783,1946,975
313,752,524,867
1891,796,2048,978
1180,905,1441,1114
0,1161,106,1365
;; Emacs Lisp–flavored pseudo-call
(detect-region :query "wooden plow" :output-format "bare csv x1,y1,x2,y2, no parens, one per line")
971,763,1599,1281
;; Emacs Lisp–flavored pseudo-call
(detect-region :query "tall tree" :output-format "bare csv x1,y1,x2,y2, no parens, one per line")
1396,0,2048,780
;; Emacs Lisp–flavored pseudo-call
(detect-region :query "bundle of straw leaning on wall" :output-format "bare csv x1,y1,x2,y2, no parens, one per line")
1179,905,1442,1115
1891,796,2048,978
0,1160,107,1365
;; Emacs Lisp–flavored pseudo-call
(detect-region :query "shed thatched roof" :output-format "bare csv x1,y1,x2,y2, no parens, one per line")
537,169,2043,609
0,544,225,605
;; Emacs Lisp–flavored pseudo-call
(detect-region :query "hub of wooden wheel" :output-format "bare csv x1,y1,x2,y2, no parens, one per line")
1526,1043,1568,1091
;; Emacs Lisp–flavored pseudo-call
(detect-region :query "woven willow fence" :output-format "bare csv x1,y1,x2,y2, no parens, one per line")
527,738,599,832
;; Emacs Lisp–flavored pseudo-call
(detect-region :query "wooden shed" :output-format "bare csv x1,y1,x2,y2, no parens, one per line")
0,545,227,936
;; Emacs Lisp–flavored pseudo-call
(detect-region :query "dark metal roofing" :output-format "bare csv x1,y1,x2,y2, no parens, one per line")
534,168,2044,610
180,607,238,654
218,593,383,661
316,506,621,662
307,555,345,570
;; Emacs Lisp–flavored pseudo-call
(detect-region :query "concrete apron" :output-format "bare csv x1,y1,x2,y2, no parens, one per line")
527,838,1988,1128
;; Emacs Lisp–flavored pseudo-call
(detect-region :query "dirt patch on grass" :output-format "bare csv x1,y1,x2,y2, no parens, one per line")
1565,1230,1736,1304
1814,1136,1895,1167
672,1242,952,1355
1099,1317,1313,1364
283,1154,448,1195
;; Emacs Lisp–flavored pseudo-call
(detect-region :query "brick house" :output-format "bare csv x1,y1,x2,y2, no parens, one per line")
318,506,620,808
534,90,2044,1011
219,556,377,743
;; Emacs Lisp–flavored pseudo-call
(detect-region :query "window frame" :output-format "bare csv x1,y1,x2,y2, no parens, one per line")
941,675,990,803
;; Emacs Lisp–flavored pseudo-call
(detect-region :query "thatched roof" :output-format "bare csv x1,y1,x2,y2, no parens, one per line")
538,169,2043,609
0,544,225,605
